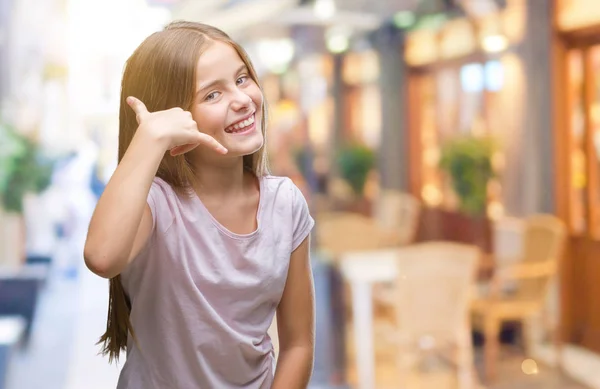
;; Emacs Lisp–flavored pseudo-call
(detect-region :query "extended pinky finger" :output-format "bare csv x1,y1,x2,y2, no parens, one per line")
198,134,228,154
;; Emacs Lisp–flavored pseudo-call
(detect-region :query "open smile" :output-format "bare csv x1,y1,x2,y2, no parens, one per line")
224,113,256,135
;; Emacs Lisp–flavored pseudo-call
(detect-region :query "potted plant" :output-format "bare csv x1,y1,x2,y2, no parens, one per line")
436,134,497,252
336,143,376,214
439,135,496,216
0,120,54,268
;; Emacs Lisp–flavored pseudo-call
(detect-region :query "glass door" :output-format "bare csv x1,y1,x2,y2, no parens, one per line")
566,43,600,239
567,49,588,234
587,45,600,238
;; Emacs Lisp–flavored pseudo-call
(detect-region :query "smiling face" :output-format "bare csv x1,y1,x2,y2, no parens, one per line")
189,41,265,162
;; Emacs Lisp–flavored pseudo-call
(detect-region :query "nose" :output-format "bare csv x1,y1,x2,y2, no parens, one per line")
231,88,252,111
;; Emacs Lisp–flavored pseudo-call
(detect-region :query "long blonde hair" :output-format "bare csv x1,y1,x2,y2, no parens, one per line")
99,21,270,363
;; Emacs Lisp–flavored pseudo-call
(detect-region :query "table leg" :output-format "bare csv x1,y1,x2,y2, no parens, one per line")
351,281,375,389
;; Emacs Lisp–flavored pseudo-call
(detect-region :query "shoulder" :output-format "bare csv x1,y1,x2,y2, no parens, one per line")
148,176,179,209
150,176,176,195
261,175,307,205
261,176,314,250
261,174,313,217
261,175,293,189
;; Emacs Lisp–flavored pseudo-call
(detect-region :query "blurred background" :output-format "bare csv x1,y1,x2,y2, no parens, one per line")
1,0,599,388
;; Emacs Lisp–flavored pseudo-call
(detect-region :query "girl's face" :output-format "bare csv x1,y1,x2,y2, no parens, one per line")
189,41,264,161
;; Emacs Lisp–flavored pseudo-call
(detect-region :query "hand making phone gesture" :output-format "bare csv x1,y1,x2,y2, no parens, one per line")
126,96,228,156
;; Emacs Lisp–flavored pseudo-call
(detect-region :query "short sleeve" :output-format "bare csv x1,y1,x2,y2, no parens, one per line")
290,180,315,251
146,177,175,234
147,183,158,231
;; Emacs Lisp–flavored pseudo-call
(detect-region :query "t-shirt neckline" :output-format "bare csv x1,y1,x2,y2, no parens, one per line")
191,176,264,240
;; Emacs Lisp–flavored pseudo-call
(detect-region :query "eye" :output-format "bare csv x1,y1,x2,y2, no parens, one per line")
236,75,248,86
205,91,220,101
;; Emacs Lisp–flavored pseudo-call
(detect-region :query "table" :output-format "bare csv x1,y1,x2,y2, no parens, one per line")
338,245,493,389
338,249,400,389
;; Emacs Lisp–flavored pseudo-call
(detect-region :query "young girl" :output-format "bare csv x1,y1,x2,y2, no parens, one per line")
84,21,315,389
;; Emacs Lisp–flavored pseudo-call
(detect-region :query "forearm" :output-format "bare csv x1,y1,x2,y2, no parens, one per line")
84,130,165,276
272,345,314,389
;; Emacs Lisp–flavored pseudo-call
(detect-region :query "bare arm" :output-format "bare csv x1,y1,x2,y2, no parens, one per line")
272,236,315,389
84,97,227,278
83,130,165,278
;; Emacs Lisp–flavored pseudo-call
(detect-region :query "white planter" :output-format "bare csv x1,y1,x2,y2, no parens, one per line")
0,209,24,270
23,191,60,257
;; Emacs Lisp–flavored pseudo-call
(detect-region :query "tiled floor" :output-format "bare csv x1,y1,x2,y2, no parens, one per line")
474,347,588,389
344,325,590,389
345,356,587,389
4,273,79,389
5,264,120,389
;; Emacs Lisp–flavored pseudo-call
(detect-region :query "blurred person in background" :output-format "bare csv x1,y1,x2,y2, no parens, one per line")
50,137,99,278
83,21,315,389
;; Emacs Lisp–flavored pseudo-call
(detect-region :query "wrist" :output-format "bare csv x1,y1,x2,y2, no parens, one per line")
134,124,171,153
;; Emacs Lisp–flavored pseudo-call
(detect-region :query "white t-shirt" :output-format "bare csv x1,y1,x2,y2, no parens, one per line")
118,175,314,388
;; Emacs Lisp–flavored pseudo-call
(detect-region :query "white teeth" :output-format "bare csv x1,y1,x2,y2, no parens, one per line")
226,115,255,133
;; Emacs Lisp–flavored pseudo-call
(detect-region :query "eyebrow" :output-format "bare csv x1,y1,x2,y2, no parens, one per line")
196,64,249,96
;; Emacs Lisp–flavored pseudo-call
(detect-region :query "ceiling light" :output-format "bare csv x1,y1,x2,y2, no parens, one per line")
327,35,349,53
256,39,295,74
482,34,508,53
325,25,351,54
314,0,336,20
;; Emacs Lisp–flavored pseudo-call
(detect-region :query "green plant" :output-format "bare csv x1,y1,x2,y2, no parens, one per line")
337,144,376,196
0,121,54,213
439,135,496,216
